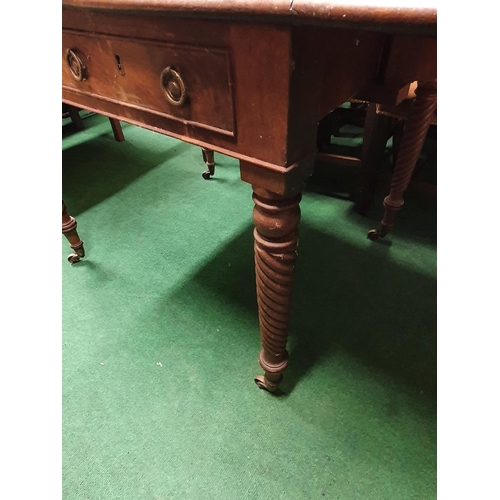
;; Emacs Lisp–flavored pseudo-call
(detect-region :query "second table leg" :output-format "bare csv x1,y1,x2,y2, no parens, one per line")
62,201,85,264
368,80,437,240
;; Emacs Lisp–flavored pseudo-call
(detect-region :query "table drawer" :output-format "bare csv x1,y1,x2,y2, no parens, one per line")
62,30,235,136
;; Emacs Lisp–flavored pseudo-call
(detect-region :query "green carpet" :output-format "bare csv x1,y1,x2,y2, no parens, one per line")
62,114,437,499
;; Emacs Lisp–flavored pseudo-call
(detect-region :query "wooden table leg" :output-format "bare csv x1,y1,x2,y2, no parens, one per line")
201,147,216,179
252,188,301,392
368,80,437,240
62,201,85,264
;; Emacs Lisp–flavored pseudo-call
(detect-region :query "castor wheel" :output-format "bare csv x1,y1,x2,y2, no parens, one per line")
68,253,82,264
367,229,382,241
67,246,85,264
254,375,280,393
201,147,215,179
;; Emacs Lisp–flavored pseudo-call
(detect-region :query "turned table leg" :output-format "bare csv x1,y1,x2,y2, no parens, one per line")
62,201,85,264
201,147,216,179
368,80,437,240
252,188,301,392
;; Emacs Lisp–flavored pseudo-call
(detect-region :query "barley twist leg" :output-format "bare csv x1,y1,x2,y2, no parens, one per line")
368,80,437,240
252,188,301,392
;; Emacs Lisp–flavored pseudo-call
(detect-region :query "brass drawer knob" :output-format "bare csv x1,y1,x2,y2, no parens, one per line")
160,67,187,106
66,49,88,82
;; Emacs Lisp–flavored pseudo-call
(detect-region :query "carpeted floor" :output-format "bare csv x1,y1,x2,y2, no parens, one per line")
62,113,437,499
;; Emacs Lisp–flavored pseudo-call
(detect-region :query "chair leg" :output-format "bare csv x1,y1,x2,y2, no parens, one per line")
357,103,394,215
201,148,216,179
317,109,349,149
62,201,85,264
64,106,124,142
368,80,437,240
109,118,125,142
67,105,84,131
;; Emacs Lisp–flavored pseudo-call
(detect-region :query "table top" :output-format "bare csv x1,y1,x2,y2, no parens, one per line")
62,0,437,35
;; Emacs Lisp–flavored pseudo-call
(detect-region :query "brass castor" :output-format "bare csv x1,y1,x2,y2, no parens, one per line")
201,147,215,180
367,228,382,241
254,374,281,393
67,246,85,264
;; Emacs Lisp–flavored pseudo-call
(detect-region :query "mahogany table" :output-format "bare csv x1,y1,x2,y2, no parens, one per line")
62,0,437,392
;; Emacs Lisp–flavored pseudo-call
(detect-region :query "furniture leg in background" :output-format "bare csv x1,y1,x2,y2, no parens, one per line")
63,104,125,142
201,147,216,179
368,80,437,240
66,104,84,131
63,109,125,264
109,118,125,142
62,201,85,264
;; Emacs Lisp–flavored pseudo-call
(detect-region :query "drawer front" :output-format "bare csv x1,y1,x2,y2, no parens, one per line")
62,30,235,136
